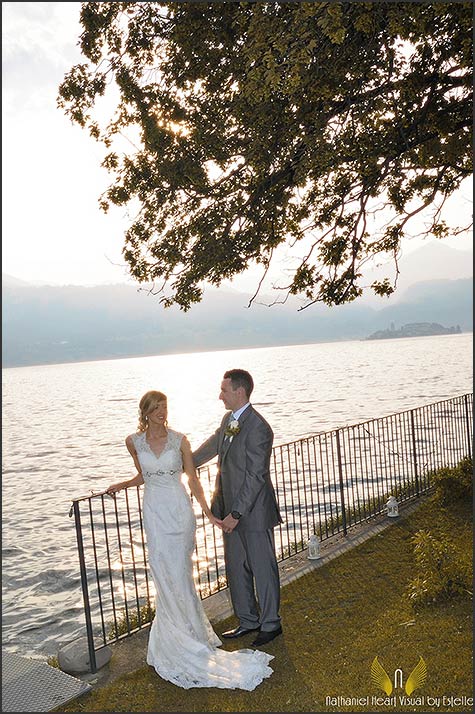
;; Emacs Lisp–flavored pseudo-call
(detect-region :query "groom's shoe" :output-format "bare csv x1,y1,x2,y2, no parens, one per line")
221,625,260,639
252,625,283,647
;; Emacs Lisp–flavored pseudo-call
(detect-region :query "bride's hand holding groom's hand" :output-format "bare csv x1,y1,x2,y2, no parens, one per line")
221,513,240,534
207,513,224,530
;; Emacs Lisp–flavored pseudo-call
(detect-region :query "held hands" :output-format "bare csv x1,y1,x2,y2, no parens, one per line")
208,513,224,530
221,513,240,534
203,505,224,530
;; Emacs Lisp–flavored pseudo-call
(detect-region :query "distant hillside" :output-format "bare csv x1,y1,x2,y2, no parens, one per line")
360,241,473,302
372,278,473,328
2,274,472,368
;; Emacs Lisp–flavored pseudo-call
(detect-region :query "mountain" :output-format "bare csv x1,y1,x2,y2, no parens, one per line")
359,241,473,304
370,278,472,329
2,273,56,288
393,241,473,287
2,272,472,368
2,274,31,288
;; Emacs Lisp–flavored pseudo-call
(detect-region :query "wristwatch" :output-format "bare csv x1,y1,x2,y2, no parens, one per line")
231,510,242,520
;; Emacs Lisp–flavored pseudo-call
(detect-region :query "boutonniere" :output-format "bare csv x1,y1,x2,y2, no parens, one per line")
224,419,240,440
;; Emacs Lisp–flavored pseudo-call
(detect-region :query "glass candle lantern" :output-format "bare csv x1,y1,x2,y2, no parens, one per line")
386,495,399,517
307,534,321,560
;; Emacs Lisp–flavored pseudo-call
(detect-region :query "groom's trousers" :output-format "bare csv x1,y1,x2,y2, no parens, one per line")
223,527,281,632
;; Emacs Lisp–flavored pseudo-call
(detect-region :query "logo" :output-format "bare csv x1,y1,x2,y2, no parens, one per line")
325,656,472,709
371,656,427,695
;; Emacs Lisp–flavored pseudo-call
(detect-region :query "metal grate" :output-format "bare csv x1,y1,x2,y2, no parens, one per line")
2,652,91,713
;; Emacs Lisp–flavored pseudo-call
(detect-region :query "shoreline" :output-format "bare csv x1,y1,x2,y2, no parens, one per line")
3,331,472,371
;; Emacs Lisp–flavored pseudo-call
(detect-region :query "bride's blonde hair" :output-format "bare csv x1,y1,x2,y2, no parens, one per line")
137,390,168,432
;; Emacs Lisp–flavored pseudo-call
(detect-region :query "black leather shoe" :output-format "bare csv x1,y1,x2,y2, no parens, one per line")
221,625,261,639
252,626,283,646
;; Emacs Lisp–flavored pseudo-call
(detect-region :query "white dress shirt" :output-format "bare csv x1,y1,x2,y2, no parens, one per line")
232,403,251,420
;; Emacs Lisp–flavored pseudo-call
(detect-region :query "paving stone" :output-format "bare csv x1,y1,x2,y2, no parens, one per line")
58,636,112,675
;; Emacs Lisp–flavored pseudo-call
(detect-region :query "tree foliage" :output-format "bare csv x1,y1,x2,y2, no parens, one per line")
58,2,472,310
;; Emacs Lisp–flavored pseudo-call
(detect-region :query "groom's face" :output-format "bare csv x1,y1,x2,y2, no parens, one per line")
219,378,244,412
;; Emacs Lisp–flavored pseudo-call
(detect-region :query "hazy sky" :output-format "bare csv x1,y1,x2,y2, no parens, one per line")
2,2,472,289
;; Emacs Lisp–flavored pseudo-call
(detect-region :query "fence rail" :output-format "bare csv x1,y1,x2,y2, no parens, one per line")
70,393,473,671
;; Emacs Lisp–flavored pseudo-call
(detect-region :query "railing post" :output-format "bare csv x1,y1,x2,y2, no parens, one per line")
335,430,347,535
410,410,420,497
463,394,472,459
73,500,97,673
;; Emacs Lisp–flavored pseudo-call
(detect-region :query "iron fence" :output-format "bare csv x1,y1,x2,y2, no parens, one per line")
70,393,473,671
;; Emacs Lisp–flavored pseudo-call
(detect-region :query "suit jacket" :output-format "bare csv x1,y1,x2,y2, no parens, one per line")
193,405,282,531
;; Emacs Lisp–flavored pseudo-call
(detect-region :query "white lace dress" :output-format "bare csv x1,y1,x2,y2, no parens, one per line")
132,428,274,690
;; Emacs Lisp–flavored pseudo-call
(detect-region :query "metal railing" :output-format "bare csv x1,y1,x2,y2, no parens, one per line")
70,393,473,671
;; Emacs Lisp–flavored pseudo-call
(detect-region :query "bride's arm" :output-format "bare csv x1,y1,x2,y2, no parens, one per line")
181,436,222,527
107,435,145,493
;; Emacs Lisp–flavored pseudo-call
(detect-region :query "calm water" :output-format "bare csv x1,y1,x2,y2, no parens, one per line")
2,334,472,659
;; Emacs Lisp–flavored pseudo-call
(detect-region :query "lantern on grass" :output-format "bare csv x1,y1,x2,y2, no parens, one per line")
386,495,399,518
307,534,321,560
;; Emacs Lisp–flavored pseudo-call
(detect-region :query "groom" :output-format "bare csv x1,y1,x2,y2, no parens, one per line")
193,369,283,647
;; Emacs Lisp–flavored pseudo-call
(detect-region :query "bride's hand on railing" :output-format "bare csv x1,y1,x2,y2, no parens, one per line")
106,481,125,495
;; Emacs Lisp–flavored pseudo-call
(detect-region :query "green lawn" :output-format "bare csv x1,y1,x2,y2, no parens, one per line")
60,493,472,713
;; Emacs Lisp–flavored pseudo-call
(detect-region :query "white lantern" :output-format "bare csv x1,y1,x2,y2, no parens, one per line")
307,534,321,560
386,495,399,517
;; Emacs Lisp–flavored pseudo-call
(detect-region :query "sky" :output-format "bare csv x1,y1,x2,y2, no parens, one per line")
2,2,473,291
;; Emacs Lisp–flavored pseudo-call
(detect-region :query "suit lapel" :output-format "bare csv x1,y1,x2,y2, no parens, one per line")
238,404,253,427
221,437,233,461
218,411,232,463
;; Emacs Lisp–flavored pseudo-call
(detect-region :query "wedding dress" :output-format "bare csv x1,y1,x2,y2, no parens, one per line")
131,428,274,690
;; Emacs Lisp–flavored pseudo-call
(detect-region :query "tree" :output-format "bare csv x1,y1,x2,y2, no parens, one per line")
58,2,472,310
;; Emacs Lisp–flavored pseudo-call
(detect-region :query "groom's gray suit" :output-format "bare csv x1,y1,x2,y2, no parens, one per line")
193,405,282,632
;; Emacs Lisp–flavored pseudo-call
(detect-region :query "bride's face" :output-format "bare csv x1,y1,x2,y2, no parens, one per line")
147,400,167,426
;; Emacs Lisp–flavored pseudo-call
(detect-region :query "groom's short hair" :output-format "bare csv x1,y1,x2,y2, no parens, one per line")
224,369,254,398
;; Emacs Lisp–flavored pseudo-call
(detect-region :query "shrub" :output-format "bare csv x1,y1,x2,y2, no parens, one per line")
405,527,472,610
430,457,473,506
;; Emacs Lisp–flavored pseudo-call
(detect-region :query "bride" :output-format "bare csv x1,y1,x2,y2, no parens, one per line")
107,390,273,690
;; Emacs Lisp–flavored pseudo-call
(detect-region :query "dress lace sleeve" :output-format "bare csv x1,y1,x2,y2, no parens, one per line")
168,429,185,452
130,432,142,452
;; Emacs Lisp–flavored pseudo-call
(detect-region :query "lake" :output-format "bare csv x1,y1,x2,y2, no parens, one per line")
2,333,472,659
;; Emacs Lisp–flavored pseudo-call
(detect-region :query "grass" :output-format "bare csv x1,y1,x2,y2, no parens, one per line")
58,492,472,712
108,602,156,640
